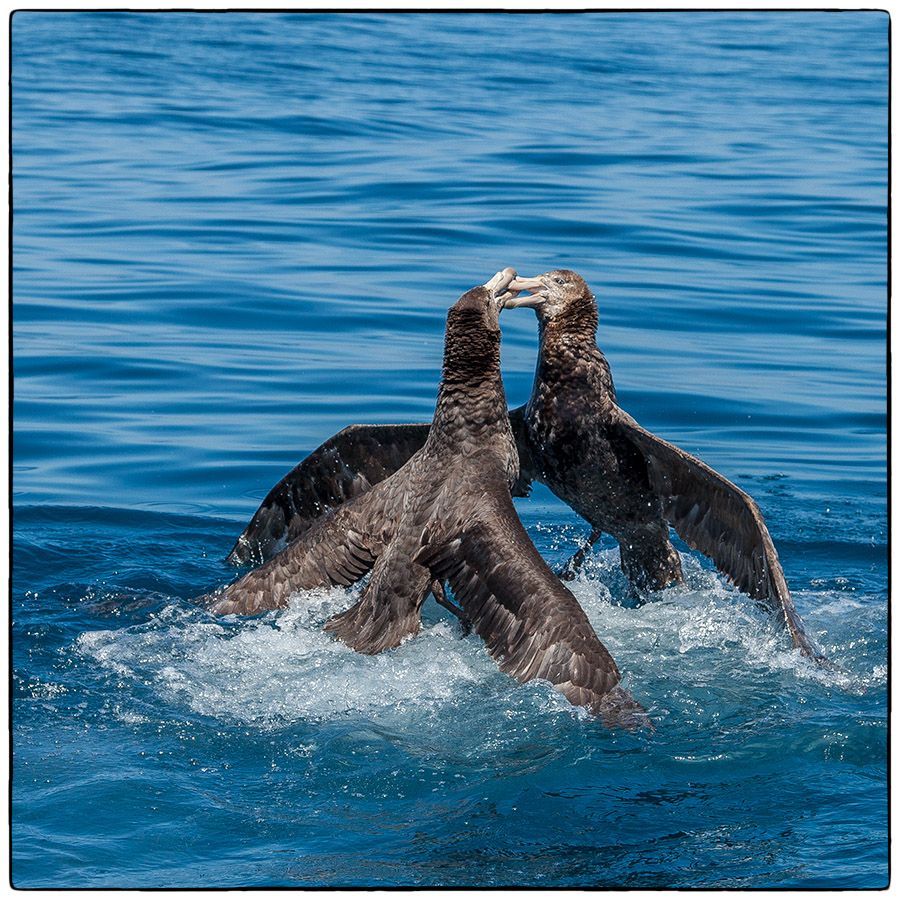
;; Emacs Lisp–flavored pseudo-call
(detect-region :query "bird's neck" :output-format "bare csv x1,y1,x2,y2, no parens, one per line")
534,306,615,400
430,312,510,443
539,295,599,346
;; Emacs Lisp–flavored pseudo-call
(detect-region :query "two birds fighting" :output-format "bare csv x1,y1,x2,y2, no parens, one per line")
200,267,829,728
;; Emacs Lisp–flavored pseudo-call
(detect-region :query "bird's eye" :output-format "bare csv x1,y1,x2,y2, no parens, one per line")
554,276,565,286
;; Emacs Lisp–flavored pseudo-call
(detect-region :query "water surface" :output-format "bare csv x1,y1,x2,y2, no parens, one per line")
12,11,887,888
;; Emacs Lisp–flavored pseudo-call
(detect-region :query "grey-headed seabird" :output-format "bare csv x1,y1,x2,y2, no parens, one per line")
503,269,826,664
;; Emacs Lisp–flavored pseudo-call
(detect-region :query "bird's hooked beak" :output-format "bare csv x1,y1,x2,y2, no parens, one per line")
503,275,547,309
483,267,520,305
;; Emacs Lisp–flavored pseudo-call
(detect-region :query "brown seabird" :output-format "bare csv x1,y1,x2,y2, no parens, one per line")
503,269,826,664
202,270,646,726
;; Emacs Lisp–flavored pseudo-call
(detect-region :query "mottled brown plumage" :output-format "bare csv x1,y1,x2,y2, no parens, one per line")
505,269,827,665
202,270,645,725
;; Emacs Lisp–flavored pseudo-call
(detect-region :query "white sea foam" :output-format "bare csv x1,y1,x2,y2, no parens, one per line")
566,548,882,693
77,587,498,727
20,678,69,700
76,551,882,730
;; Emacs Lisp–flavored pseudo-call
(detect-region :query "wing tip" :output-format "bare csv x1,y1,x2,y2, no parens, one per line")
590,684,654,732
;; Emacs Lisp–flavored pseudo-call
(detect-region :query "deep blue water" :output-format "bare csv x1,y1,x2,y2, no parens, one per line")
11,11,888,889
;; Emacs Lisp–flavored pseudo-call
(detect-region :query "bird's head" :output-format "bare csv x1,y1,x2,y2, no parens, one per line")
503,269,596,327
448,267,520,327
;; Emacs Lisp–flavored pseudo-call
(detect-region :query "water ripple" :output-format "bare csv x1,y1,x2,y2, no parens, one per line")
12,10,886,889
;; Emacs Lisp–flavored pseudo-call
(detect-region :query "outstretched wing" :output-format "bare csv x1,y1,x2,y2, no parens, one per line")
203,480,396,616
228,409,536,566
227,423,430,565
610,408,827,664
417,489,647,728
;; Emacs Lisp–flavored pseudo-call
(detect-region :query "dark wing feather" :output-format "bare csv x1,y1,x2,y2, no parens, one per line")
228,423,430,565
203,480,397,616
417,493,648,727
610,408,827,664
323,554,433,655
229,413,536,566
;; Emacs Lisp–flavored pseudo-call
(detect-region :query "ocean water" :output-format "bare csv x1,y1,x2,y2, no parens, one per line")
11,11,887,889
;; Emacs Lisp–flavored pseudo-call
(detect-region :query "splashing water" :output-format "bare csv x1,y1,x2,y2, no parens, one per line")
75,547,885,739
13,503,887,888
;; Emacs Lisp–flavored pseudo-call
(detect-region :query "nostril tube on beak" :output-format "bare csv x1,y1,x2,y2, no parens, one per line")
508,275,545,294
